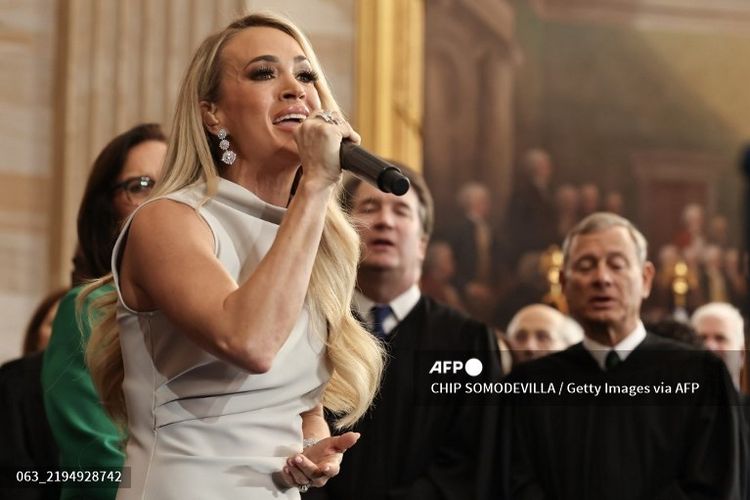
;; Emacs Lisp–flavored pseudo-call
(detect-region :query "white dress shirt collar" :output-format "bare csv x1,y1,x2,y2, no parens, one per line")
354,285,421,336
582,321,647,370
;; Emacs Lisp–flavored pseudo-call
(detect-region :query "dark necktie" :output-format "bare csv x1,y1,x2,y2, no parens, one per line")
370,305,392,339
605,350,621,371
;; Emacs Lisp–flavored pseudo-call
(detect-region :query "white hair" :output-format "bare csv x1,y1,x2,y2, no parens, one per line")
691,302,745,348
562,212,648,268
507,304,582,347
559,317,584,346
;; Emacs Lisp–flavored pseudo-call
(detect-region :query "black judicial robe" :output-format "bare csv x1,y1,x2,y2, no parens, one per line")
504,333,742,500
311,295,503,500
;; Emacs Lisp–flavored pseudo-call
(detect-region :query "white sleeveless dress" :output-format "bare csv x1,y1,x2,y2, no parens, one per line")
111,178,330,499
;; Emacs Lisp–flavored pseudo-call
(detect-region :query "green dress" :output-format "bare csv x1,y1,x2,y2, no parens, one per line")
41,284,125,500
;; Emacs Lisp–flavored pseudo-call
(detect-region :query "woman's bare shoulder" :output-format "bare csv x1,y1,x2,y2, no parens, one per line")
127,197,214,253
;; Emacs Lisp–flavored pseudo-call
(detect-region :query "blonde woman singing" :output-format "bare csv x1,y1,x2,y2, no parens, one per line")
82,12,384,499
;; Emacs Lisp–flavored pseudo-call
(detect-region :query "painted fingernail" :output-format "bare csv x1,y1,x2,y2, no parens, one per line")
295,456,303,464
283,467,289,474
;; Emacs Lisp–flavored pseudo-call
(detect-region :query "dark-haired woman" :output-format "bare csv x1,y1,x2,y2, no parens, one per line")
41,123,166,500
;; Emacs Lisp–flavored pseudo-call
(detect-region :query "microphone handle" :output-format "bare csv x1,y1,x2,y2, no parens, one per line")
339,142,410,196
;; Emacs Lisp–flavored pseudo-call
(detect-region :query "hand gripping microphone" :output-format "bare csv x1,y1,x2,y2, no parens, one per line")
339,142,410,196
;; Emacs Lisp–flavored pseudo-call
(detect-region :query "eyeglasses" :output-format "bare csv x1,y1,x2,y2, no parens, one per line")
112,176,156,204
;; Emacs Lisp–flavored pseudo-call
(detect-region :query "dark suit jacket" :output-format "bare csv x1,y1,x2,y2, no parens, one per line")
0,352,60,500
504,333,743,500
311,295,503,500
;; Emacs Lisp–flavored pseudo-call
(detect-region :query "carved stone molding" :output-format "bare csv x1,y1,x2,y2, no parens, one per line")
531,0,750,35
424,0,517,219
457,0,515,44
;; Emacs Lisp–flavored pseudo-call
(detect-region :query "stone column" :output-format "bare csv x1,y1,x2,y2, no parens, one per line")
356,0,424,170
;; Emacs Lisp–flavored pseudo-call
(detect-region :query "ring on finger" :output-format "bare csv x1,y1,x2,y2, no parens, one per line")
317,110,339,125
298,483,310,493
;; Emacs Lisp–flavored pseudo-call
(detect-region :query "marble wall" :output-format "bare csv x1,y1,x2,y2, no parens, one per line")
0,0,56,362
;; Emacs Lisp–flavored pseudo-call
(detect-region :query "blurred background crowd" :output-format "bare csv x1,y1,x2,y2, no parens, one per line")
425,146,748,331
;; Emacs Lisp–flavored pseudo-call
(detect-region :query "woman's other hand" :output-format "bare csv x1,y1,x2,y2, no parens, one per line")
279,432,361,491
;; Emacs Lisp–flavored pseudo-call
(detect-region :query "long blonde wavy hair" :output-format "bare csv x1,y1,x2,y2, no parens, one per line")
81,12,384,430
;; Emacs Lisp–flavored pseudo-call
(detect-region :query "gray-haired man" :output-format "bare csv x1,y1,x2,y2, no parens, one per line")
505,212,743,499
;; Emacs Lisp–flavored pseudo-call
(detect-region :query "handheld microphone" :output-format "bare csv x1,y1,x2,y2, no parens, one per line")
339,142,410,196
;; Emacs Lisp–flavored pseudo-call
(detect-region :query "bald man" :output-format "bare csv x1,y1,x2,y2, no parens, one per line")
506,304,582,363
692,304,750,500
692,302,745,389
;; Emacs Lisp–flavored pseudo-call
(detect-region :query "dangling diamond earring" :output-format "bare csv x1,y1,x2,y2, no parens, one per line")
217,128,236,166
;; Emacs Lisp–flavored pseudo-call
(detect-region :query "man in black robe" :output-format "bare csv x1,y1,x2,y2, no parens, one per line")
505,212,743,500
308,167,502,500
